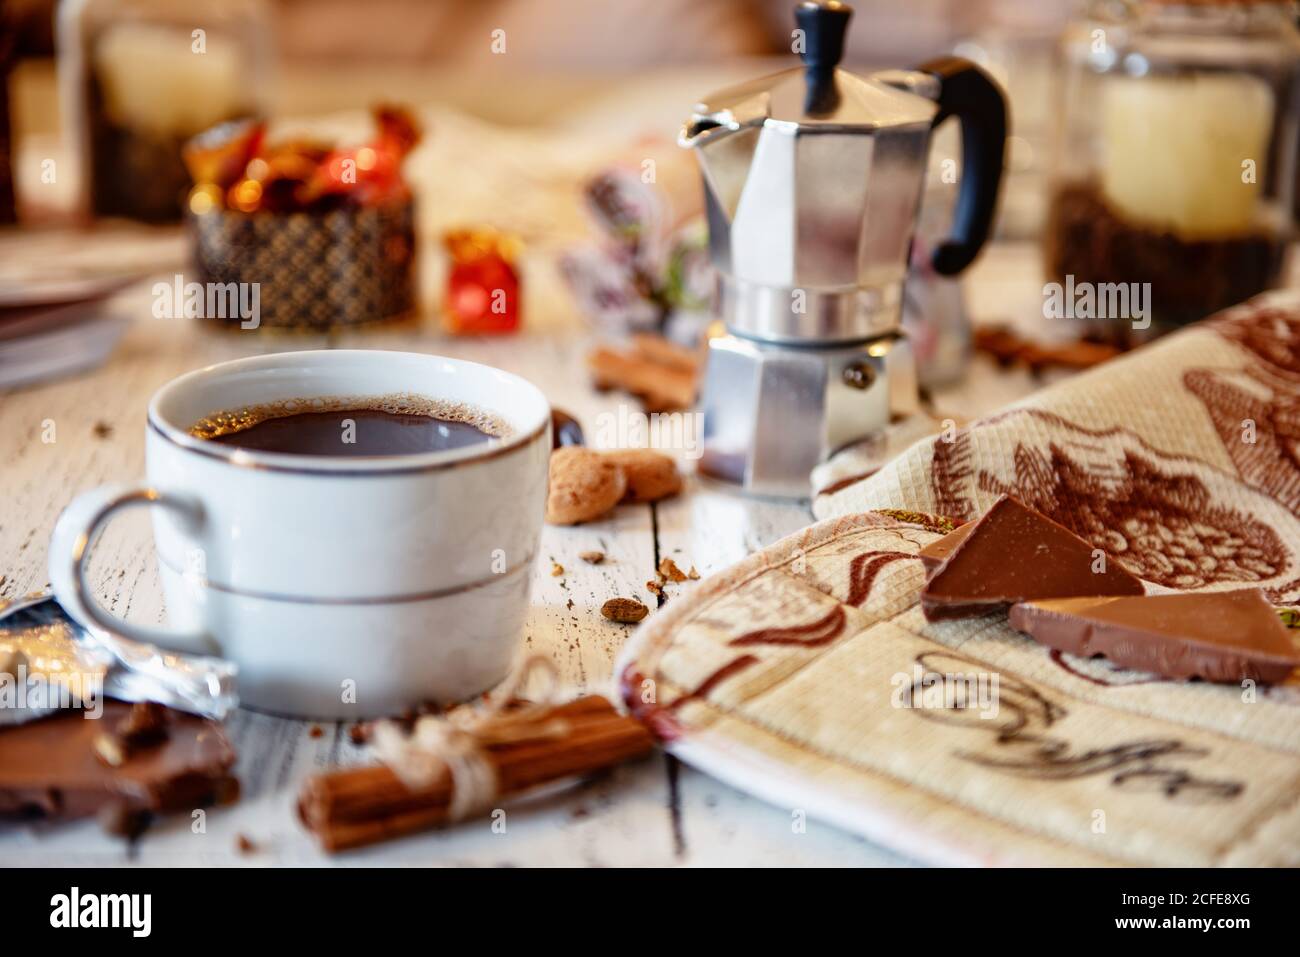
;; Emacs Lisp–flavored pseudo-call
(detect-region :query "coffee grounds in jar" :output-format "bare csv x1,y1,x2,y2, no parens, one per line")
1044,181,1285,339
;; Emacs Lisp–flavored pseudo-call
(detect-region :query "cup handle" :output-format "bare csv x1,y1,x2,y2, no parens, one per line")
48,483,214,655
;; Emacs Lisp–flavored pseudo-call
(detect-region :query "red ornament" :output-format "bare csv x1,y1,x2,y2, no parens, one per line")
443,229,521,334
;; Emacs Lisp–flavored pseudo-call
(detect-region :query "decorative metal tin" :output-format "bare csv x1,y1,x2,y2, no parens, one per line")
190,198,415,330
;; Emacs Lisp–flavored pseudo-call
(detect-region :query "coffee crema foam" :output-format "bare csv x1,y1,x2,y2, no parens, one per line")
187,393,514,442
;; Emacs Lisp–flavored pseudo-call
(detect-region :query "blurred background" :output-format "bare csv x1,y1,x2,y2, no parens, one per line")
1,0,1296,371
2,0,1065,230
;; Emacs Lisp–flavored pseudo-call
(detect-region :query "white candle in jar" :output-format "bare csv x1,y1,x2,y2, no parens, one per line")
1100,72,1274,238
93,23,248,140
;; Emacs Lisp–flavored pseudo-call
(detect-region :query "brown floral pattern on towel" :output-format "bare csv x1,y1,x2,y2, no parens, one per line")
1211,305,1300,380
1185,308,1300,514
929,408,1300,596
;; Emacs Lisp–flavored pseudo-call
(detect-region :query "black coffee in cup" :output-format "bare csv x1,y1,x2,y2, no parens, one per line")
188,394,506,457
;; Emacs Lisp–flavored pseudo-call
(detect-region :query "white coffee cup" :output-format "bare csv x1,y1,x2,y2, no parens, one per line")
48,350,551,719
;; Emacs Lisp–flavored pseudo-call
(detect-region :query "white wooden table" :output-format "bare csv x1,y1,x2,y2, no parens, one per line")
0,237,1059,866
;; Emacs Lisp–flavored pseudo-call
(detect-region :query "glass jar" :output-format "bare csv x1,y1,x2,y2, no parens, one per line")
1047,0,1300,341
57,0,271,223
1,25,15,224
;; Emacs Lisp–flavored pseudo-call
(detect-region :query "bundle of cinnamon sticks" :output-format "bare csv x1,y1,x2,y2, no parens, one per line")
298,695,654,852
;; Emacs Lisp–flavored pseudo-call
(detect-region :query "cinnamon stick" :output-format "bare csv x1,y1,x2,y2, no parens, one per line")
973,325,1121,373
586,338,699,412
297,695,654,852
629,333,701,376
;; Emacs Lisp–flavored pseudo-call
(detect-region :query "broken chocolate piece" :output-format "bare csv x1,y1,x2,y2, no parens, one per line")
1009,588,1300,684
115,701,169,749
0,700,237,831
918,522,973,573
921,495,1144,621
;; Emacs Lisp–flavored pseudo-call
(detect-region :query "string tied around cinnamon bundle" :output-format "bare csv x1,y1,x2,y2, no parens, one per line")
369,655,570,821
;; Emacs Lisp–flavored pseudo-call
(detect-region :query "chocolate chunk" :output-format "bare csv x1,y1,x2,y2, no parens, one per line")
94,702,171,769
918,522,973,573
921,495,1144,621
0,700,237,831
1009,588,1300,684
115,701,169,748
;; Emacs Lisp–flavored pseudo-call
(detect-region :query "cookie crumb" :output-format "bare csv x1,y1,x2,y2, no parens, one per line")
601,597,649,623
92,421,113,439
236,833,257,854
688,565,700,580
579,550,605,564
875,508,957,535
646,579,663,597
551,562,565,577
658,557,688,582
308,725,324,739
348,723,372,745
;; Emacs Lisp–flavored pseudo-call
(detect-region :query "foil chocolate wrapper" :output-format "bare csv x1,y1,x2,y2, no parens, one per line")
0,604,110,725
0,596,237,724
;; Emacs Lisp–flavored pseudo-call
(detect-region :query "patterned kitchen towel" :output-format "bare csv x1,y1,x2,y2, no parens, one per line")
814,291,1300,601
616,292,1300,866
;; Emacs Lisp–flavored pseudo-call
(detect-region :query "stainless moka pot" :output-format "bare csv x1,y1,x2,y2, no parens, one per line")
682,1,1007,497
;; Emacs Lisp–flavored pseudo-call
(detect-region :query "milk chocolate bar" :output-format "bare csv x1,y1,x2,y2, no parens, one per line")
0,700,237,832
918,521,972,572
1009,589,1300,684
920,495,1144,621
